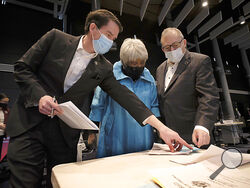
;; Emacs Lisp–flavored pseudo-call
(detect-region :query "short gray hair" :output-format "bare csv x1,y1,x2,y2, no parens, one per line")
120,38,148,65
161,27,184,41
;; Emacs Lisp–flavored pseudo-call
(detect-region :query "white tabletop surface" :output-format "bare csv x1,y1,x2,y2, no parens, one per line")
51,149,250,188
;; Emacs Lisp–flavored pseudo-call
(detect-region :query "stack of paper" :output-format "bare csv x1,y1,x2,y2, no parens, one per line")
57,101,99,131
148,143,199,155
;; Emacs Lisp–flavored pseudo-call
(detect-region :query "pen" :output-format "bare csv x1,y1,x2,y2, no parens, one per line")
50,96,56,118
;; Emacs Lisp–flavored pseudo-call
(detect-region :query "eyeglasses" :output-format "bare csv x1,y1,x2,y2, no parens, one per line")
162,39,183,52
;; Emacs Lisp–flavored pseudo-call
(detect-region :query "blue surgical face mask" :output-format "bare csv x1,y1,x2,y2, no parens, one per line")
92,28,113,54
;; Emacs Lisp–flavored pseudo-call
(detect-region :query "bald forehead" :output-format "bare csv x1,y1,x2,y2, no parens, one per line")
161,29,183,43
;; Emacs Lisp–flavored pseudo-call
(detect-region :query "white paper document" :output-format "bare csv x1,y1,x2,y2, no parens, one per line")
170,144,250,165
148,143,199,155
149,161,250,188
57,101,99,130
149,145,250,188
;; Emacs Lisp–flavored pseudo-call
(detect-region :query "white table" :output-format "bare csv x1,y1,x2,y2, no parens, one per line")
51,150,250,188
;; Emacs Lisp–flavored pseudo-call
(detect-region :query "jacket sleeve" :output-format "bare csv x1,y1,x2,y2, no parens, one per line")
194,56,220,131
14,29,56,108
89,86,108,122
150,81,160,118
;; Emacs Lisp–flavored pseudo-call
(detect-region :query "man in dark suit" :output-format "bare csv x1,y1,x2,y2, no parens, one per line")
6,10,191,188
156,28,219,148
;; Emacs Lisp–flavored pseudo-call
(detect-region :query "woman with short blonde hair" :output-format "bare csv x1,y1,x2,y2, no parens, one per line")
120,38,148,65
90,38,160,158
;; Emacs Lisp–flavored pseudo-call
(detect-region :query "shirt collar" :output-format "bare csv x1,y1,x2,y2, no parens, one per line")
167,59,179,68
77,36,97,59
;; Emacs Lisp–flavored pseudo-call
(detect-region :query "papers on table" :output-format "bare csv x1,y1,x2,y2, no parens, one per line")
170,144,250,165
149,145,250,188
57,101,99,131
149,161,250,188
148,143,199,155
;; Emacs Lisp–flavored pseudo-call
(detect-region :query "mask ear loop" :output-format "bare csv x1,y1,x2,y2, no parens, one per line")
94,24,102,39
90,23,100,40
96,27,101,35
91,31,96,54
95,26,113,43
92,26,111,42
91,25,100,54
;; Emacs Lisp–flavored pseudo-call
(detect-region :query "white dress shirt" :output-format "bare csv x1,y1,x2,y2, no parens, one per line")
64,36,97,93
164,60,209,135
164,61,179,91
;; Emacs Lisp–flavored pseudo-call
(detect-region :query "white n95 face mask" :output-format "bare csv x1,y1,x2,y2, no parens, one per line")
92,29,113,55
165,47,184,63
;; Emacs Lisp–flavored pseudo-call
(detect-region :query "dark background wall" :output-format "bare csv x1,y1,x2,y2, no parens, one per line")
0,0,249,121
0,3,63,106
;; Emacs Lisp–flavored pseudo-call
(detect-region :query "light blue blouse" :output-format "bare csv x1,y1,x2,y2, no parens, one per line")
89,61,160,158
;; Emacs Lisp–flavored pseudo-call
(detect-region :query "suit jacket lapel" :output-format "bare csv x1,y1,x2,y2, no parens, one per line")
165,51,191,93
158,61,168,95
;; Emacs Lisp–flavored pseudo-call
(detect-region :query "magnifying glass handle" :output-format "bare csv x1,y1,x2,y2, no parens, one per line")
209,165,225,180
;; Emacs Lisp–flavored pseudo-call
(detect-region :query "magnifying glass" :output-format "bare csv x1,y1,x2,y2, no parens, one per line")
209,148,242,180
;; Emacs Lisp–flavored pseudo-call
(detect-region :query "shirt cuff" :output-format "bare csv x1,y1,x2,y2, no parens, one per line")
194,125,209,135
142,116,152,125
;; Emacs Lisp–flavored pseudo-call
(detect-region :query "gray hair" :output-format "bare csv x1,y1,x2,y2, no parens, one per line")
161,27,184,41
120,38,148,65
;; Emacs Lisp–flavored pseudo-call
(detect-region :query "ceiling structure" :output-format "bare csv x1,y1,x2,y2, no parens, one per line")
1,0,249,97
81,0,250,50
1,0,250,50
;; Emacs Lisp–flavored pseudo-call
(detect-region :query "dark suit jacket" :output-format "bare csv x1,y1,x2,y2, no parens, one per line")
6,29,152,148
156,50,219,143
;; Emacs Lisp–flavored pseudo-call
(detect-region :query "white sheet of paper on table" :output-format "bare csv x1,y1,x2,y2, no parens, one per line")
148,143,199,155
170,144,250,165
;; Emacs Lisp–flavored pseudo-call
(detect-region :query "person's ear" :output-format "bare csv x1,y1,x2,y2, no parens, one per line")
89,23,96,33
161,47,165,53
183,39,187,48
89,23,99,40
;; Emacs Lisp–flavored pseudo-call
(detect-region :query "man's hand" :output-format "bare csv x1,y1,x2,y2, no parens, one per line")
39,95,63,117
0,123,6,130
192,129,210,148
159,126,193,152
145,115,193,152
88,133,96,145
